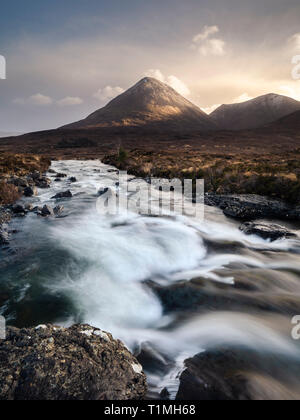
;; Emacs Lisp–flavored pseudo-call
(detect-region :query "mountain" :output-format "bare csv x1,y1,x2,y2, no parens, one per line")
62,77,215,132
263,110,300,131
0,131,22,138
210,93,300,130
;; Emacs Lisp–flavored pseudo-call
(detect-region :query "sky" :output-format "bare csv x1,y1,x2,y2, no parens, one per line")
0,0,300,133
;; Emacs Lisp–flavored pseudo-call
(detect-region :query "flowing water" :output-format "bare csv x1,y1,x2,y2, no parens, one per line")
1,160,300,399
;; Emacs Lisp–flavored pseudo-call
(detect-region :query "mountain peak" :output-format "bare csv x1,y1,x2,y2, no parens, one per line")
211,93,300,130
62,77,215,131
136,77,162,85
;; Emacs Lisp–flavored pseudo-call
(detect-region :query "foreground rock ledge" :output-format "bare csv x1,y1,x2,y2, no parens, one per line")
0,324,147,400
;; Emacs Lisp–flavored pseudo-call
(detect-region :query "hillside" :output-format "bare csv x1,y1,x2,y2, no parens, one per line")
210,93,300,130
62,77,215,132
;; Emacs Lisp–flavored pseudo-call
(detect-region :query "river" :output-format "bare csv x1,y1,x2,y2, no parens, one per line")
1,160,300,399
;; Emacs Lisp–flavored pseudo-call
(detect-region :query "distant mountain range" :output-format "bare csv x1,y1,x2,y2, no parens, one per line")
210,93,300,130
1,77,300,159
62,77,216,132
62,78,300,132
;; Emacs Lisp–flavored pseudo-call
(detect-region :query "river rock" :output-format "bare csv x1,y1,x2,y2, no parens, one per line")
0,208,12,225
25,203,34,211
12,204,25,215
0,228,9,245
69,177,77,183
32,206,42,213
51,190,73,199
98,187,110,197
205,194,300,221
240,222,297,241
53,205,64,216
23,186,38,197
176,349,300,400
0,324,147,400
8,177,29,188
29,171,41,180
41,205,54,217
56,173,67,178
160,388,171,400
35,177,51,189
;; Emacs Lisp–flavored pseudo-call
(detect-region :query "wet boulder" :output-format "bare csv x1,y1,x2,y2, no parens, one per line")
53,205,64,216
41,205,54,217
35,177,51,189
205,194,300,221
98,187,110,197
8,177,29,188
0,324,147,400
23,186,38,197
240,222,297,241
29,171,41,181
51,190,73,199
160,388,171,400
176,349,300,400
69,177,77,183
12,204,26,215
55,173,67,178
32,206,43,213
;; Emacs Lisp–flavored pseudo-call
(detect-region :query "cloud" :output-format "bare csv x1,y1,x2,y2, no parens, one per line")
199,39,226,57
14,94,83,107
93,86,124,102
233,93,254,103
201,93,253,114
289,33,300,50
12,98,26,105
201,103,221,114
13,93,53,106
145,69,165,82
193,26,219,43
57,96,83,106
279,85,300,101
144,69,191,97
192,25,226,56
28,94,53,105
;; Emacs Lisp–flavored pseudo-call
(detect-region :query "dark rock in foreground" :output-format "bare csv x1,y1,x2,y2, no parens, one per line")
12,204,26,215
23,186,38,197
41,205,54,217
240,222,297,241
205,194,300,221
53,205,64,216
0,324,147,400
176,349,300,400
51,190,73,199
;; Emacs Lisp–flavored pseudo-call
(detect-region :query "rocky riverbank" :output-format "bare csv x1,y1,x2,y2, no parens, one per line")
205,194,300,222
103,150,300,223
0,155,78,247
0,154,52,246
0,324,147,400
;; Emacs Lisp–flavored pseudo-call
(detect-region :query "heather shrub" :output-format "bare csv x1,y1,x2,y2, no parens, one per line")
0,181,21,205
